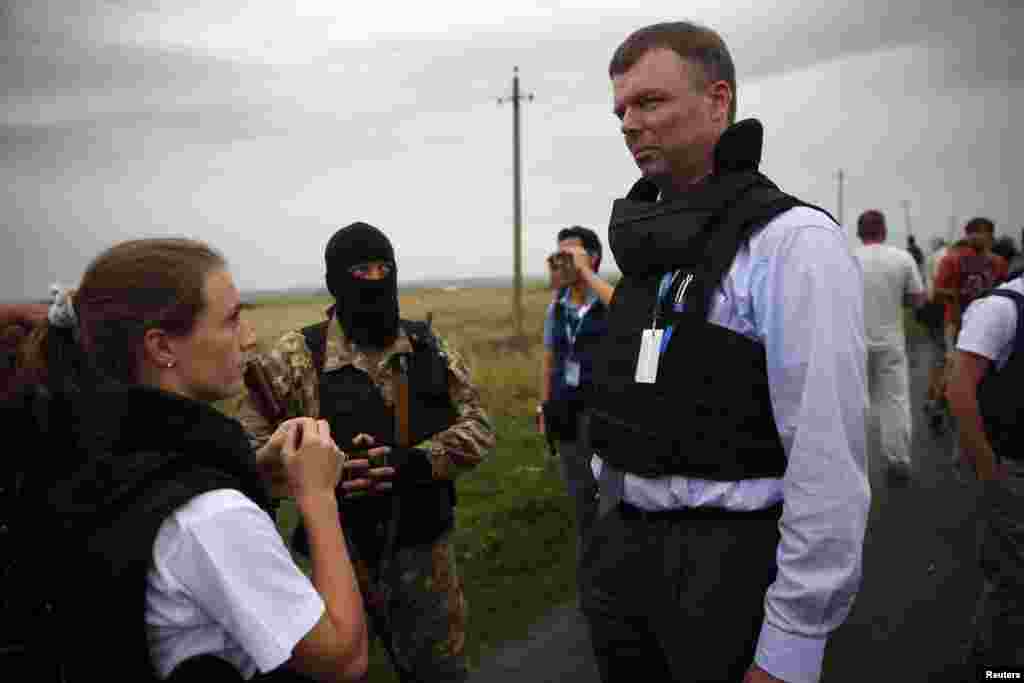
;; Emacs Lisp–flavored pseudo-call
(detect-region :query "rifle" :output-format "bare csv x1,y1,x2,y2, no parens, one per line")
363,350,410,671
243,359,285,427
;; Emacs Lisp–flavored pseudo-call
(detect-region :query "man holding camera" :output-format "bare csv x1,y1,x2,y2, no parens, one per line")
237,222,495,682
580,22,869,683
538,226,614,571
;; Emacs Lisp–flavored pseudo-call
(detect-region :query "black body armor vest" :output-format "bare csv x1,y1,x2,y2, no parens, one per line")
588,119,832,480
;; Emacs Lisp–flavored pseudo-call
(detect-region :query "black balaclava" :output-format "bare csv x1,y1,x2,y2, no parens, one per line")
325,222,400,348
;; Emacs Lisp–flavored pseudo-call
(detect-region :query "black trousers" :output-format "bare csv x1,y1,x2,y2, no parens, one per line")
579,501,783,683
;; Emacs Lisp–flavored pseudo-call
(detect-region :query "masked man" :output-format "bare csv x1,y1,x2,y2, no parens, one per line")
238,222,496,682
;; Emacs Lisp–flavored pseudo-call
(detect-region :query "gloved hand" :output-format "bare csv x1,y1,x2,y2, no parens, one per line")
340,433,395,498
340,434,435,498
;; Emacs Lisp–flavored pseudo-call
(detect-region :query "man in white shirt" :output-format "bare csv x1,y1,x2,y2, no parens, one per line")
946,274,1024,672
854,210,926,482
923,237,951,431
579,21,870,683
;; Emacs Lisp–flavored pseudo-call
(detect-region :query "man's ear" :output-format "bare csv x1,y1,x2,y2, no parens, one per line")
141,327,176,370
707,80,732,126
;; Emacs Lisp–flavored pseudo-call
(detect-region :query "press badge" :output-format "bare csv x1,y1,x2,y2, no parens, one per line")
565,359,581,387
635,328,664,384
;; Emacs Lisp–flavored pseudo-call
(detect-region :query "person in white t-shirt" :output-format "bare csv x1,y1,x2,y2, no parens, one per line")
854,210,926,481
947,274,1024,671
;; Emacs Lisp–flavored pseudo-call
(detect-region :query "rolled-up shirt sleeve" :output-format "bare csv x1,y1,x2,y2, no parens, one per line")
751,220,871,683
542,302,556,349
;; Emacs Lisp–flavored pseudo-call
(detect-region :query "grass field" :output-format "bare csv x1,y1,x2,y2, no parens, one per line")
222,286,928,680
220,284,579,679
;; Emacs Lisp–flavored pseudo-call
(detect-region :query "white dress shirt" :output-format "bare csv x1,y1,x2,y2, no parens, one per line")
592,206,871,683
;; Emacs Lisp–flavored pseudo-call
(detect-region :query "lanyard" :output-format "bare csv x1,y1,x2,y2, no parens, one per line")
562,291,594,352
653,270,695,355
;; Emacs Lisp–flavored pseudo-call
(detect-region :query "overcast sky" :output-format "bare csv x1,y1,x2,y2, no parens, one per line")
2,0,1020,300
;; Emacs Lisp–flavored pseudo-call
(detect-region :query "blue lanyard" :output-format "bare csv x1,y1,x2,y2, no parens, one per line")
656,272,677,355
656,270,694,355
562,292,593,353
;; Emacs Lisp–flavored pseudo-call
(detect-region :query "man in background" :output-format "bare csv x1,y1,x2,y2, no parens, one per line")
854,210,926,482
946,270,1024,672
922,237,950,431
907,234,925,279
934,218,1009,344
1,303,50,401
538,225,613,575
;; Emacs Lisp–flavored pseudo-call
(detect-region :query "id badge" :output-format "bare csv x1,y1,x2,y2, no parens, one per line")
565,359,581,387
635,329,664,384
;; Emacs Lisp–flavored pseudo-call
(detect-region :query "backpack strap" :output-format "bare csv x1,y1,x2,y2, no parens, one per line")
983,287,1024,362
552,288,567,329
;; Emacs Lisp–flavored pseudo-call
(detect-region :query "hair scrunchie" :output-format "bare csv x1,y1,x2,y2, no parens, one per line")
48,283,79,332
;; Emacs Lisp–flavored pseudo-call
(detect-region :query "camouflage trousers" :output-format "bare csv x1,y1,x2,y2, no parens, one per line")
960,460,1024,676
349,529,469,683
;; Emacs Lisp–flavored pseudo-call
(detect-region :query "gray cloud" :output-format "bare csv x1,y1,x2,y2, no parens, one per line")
2,1,1021,301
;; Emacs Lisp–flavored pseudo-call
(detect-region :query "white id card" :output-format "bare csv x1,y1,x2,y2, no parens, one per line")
565,359,581,387
635,329,663,384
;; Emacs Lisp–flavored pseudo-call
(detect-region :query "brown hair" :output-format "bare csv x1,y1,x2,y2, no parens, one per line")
857,210,887,242
609,21,737,124
20,238,227,388
964,217,995,235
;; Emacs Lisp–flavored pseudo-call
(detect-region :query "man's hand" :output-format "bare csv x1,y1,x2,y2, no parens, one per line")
340,433,396,498
743,664,787,683
560,245,594,278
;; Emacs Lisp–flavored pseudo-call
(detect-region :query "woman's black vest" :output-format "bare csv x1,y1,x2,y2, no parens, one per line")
587,119,830,481
300,319,458,547
977,286,1024,463
36,383,273,682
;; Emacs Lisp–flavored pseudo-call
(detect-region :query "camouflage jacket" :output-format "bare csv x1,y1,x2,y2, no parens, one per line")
237,308,495,482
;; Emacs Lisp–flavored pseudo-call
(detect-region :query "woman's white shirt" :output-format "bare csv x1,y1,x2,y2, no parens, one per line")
146,489,324,680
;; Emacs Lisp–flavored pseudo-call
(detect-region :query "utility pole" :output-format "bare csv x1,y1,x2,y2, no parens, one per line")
949,214,958,241
901,199,912,241
836,169,844,230
497,66,533,339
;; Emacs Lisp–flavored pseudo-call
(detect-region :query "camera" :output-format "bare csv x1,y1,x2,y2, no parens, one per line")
547,252,578,290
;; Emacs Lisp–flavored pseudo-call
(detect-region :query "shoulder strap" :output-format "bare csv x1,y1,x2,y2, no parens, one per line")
694,176,824,320
984,288,1024,359
300,321,330,375
552,288,568,327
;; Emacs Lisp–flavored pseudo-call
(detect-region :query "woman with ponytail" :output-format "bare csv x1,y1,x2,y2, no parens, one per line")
9,239,367,682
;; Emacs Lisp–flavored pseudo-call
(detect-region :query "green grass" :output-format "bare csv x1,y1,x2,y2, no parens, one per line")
227,287,578,678
272,414,576,679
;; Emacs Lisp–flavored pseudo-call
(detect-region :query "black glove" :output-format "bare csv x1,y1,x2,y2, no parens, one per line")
389,447,434,490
